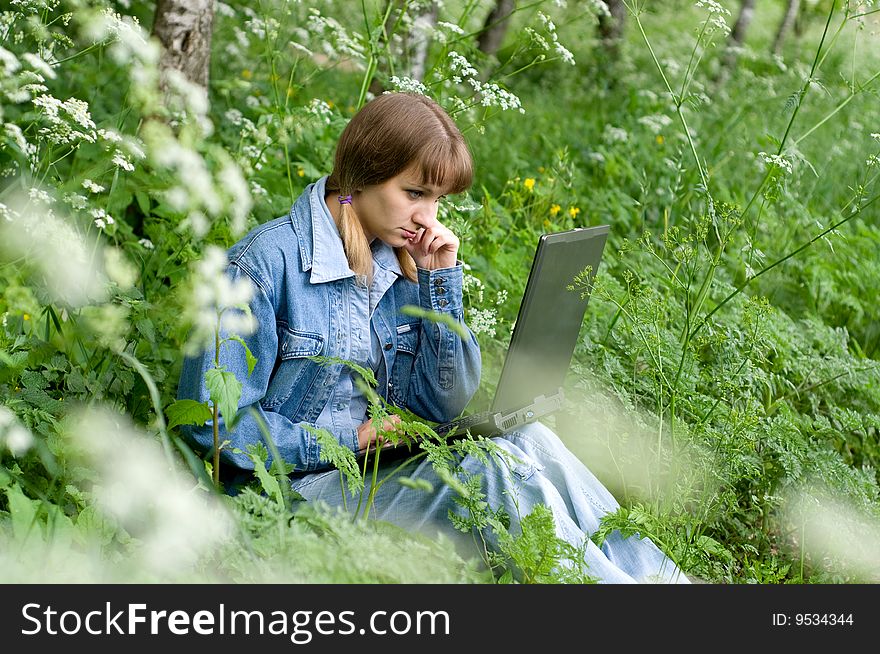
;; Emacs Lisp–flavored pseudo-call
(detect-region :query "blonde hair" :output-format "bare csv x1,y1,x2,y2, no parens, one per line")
326,92,474,282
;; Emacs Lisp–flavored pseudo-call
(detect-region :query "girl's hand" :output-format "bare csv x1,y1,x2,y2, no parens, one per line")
356,414,403,452
402,214,459,270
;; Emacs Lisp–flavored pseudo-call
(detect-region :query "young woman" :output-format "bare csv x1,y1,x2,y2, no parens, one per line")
177,92,690,584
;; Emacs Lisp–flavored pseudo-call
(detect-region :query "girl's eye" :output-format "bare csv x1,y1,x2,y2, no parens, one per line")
407,190,423,199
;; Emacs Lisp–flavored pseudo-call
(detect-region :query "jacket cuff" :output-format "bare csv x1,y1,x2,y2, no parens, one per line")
342,427,359,456
417,262,464,315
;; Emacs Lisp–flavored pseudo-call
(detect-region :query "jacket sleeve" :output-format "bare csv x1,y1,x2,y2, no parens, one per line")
404,263,482,422
176,262,359,473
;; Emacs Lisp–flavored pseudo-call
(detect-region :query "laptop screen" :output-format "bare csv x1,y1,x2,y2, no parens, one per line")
491,226,609,413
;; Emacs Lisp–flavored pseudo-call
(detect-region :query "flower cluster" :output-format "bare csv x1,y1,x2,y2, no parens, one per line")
695,0,731,35
758,151,793,175
0,406,33,458
183,245,257,355
447,51,524,114
537,12,575,66
390,76,429,95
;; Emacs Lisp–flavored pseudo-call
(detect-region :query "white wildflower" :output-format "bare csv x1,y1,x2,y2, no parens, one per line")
437,21,465,35
185,245,257,354
306,97,333,124
82,179,105,193
463,272,485,304
63,193,88,210
21,52,56,79
217,159,253,236
602,124,629,143
758,151,793,174
104,247,137,289
468,308,498,337
98,128,123,143
91,207,115,225
638,114,673,133
111,150,134,172
0,190,107,307
28,187,54,204
696,0,731,15
389,76,428,95
4,422,34,458
871,133,880,142
138,238,154,250
224,108,244,126
67,407,233,575
0,408,34,458
587,1,610,16
0,46,21,73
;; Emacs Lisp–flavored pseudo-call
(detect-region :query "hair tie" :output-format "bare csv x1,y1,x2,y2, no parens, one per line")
338,194,352,205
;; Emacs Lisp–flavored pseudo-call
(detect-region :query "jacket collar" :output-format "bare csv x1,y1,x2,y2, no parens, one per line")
291,176,402,284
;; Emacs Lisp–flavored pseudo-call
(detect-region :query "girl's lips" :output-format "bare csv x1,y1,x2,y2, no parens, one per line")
401,228,416,238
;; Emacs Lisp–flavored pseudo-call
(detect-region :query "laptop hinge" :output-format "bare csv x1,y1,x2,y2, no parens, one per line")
491,388,565,432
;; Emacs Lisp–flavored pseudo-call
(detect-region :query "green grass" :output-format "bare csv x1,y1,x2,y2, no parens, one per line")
1,0,879,584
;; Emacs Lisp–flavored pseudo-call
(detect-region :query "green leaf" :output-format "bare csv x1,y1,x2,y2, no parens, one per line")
310,355,377,388
204,367,242,429
4,483,41,547
166,399,213,430
400,304,469,338
226,334,257,376
239,445,285,507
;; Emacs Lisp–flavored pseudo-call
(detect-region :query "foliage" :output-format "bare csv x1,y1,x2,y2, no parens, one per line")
2,0,880,584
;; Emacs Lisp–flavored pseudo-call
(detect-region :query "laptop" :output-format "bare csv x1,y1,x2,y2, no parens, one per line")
376,225,609,456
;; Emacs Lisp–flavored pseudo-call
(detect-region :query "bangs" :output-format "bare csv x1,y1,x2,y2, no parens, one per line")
415,139,473,195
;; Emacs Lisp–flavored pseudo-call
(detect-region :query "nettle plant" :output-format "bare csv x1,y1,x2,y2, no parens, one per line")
0,2,257,505
578,0,880,579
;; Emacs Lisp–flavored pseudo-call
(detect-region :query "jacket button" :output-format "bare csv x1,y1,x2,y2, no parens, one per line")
437,298,449,308
433,277,445,285
436,286,446,295
384,342,393,350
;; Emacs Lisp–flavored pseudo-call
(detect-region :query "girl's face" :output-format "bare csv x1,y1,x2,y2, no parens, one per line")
349,166,446,245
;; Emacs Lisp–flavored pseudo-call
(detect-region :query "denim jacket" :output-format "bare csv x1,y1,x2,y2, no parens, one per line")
177,177,482,472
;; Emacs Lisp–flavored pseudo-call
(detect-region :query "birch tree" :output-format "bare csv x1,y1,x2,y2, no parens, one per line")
151,0,216,90
771,0,801,56
477,0,516,57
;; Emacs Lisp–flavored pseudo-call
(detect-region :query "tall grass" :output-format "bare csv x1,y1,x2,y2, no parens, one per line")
1,0,879,583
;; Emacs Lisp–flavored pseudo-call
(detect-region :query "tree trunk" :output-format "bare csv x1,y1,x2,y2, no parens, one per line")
368,1,438,96
407,3,439,82
151,0,215,90
718,0,756,79
477,0,516,57
596,0,627,60
772,0,801,56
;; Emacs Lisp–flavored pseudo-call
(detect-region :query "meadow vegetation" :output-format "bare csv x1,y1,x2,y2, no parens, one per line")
1,0,879,584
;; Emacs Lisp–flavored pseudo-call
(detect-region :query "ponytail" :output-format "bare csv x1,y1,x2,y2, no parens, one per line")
334,200,373,281
395,248,418,283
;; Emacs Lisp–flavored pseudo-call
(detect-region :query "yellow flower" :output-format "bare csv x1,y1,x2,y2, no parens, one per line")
543,219,552,229
523,178,535,191
568,206,580,219
655,134,664,145
297,167,305,177
241,69,253,80
327,100,335,108
23,313,30,321
549,204,561,216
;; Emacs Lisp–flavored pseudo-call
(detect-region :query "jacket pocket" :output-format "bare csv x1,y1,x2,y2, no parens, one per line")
279,328,324,359
264,327,324,409
388,322,420,405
